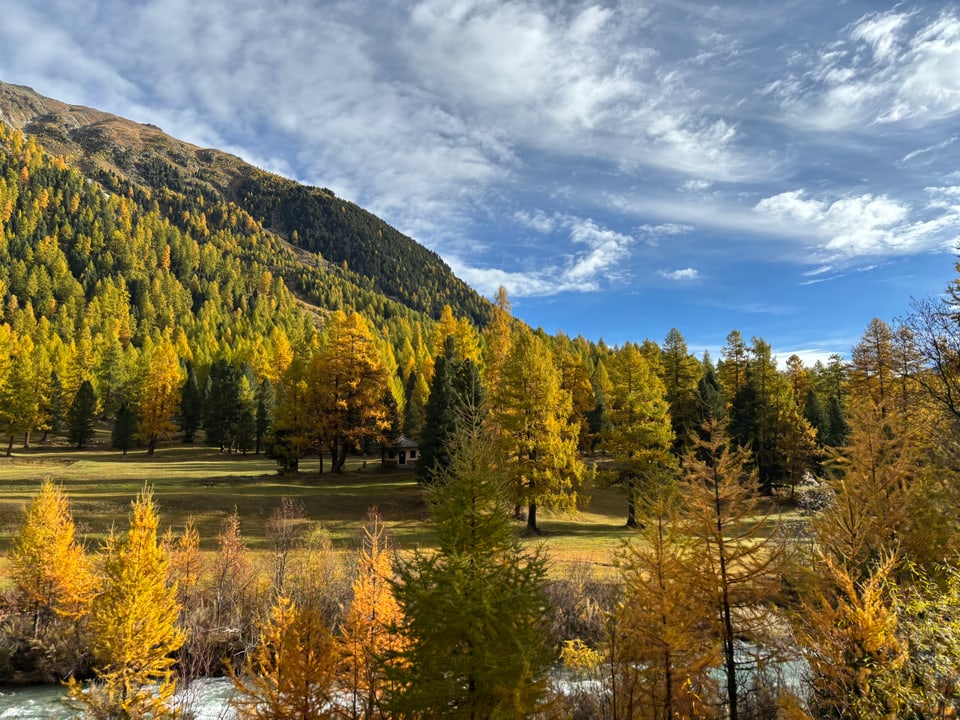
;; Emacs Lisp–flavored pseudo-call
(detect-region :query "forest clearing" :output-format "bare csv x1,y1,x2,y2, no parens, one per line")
0,441,716,572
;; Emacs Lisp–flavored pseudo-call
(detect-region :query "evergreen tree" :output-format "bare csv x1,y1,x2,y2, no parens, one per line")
204,359,243,452
804,387,830,446
694,365,726,427
66,379,97,449
824,394,849,447
387,412,553,718
659,328,701,455
111,401,137,455
417,335,483,483
179,365,203,443
255,378,275,454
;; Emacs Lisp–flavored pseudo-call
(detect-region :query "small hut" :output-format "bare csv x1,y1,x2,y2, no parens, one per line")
382,435,419,469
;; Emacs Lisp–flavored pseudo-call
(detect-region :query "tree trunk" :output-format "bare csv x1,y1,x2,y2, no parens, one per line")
6,435,13,457
714,468,738,720
23,429,30,449
626,476,638,528
147,434,157,456
526,501,539,533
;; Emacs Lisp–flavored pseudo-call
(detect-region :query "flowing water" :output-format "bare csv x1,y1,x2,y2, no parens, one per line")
0,677,237,719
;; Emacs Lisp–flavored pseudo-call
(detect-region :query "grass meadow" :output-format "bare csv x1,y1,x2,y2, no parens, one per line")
0,439,644,578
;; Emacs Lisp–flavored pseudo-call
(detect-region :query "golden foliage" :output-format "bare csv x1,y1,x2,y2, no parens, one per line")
229,596,341,720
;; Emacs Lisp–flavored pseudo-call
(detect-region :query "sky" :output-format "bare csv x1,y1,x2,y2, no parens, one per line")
3,0,960,365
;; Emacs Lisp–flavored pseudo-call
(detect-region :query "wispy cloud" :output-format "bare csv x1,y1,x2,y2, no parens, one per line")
658,268,700,281
754,188,960,261
451,215,636,297
773,8,960,131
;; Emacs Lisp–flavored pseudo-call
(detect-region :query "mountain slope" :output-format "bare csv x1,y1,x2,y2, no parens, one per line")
0,81,490,326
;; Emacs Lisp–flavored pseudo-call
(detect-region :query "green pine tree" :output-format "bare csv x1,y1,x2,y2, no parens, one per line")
387,411,554,718
67,380,97,449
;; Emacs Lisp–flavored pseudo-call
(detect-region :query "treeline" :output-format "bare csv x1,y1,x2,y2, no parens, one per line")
8,333,960,719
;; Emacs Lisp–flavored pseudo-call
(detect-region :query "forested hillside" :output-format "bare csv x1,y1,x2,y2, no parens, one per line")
0,81,491,326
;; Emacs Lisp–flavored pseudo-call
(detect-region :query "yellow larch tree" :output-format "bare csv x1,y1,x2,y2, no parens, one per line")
229,595,341,720
492,326,586,533
137,339,183,455
10,480,97,639
68,488,184,719
340,510,403,720
311,311,390,473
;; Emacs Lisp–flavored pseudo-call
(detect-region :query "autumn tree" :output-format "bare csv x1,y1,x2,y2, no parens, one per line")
269,356,312,472
212,509,260,666
602,342,675,527
137,339,183,455
340,510,403,719
266,497,309,597
717,329,748,401
0,330,41,453
387,411,553,718
310,311,390,473
679,420,785,720
492,326,586,533
481,285,514,415
614,482,719,719
229,595,341,720
9,480,97,679
796,554,910,719
555,333,598,455
68,488,184,719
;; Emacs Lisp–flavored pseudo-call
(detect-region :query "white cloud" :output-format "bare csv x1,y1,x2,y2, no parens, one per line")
776,9,960,131
754,188,960,260
514,209,556,234
680,179,713,192
851,10,911,62
450,216,635,297
658,268,700,281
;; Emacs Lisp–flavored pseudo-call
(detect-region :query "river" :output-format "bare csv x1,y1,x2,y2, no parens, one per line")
0,678,237,719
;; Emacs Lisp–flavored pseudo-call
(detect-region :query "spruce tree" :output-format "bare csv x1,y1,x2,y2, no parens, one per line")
179,365,203,443
66,380,97,449
387,411,553,718
255,378,275,454
111,401,137,455
417,335,483,483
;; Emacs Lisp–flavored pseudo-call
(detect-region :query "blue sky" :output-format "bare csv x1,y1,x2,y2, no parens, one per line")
3,1,960,364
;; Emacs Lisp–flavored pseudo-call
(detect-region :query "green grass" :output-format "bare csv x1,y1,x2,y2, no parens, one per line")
0,443,645,571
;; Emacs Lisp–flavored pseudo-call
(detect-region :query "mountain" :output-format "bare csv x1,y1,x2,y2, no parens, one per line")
0,81,490,327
